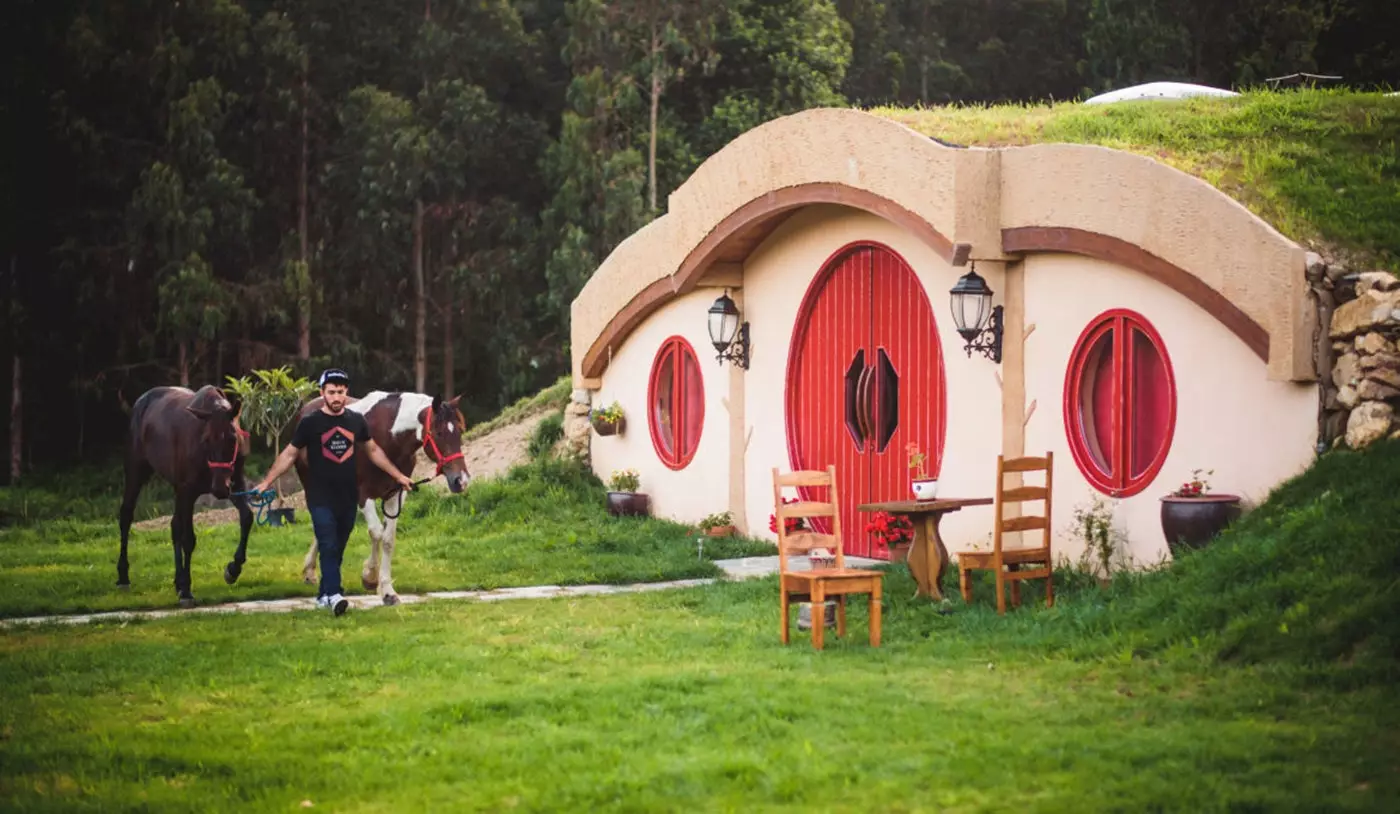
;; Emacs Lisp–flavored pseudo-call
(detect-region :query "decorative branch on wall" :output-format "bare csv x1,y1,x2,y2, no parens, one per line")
1024,323,1037,342
994,370,1003,392
1024,399,1038,427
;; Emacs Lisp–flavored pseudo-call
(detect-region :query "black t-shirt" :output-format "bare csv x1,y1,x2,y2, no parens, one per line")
290,409,371,511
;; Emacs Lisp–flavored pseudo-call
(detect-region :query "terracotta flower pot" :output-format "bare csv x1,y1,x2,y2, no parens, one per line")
705,524,735,537
606,491,650,517
887,540,913,563
1160,494,1242,556
591,415,625,436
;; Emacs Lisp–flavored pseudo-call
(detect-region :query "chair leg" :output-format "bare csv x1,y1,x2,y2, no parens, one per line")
959,564,972,604
1046,570,1055,608
836,595,847,639
811,584,825,651
870,582,882,648
1009,564,1022,608
995,569,1007,616
780,591,790,645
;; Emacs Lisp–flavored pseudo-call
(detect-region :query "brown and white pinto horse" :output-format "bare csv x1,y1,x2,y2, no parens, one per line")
118,385,255,608
294,391,470,605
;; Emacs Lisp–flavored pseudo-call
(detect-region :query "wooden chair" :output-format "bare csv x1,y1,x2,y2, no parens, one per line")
956,452,1055,615
771,465,883,650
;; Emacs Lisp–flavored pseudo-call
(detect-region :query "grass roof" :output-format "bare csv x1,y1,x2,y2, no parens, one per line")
872,89,1400,272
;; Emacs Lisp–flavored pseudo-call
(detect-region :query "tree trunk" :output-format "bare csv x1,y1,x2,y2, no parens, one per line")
413,198,426,393
443,280,454,400
9,354,19,483
648,19,661,214
178,340,189,387
297,65,312,360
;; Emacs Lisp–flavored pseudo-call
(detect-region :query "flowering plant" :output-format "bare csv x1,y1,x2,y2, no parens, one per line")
1168,468,1213,498
768,497,808,534
865,511,914,548
608,468,640,492
907,442,929,480
591,401,624,423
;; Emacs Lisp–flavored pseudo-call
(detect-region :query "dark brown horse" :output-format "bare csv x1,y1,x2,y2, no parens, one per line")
295,390,470,605
118,385,256,608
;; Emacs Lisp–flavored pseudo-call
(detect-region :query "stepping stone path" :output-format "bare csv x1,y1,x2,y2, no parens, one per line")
0,555,886,628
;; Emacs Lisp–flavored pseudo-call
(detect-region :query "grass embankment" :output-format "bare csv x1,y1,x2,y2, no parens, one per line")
875,89,1400,271
1,440,1399,810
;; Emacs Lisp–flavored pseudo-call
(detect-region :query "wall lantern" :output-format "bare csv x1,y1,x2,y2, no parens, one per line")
708,291,750,369
949,264,1003,363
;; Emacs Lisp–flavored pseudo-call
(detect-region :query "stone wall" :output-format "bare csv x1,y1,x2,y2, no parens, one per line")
1310,252,1400,449
556,388,593,462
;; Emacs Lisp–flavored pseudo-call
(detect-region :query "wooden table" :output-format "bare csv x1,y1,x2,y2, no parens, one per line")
857,498,993,601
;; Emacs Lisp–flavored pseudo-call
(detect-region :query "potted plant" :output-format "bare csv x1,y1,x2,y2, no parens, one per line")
866,510,915,562
605,468,649,517
224,367,317,526
768,498,808,536
697,510,735,537
590,401,626,437
1159,469,1242,557
907,442,937,500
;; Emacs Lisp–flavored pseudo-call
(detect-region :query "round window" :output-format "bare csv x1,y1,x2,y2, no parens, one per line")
648,336,704,469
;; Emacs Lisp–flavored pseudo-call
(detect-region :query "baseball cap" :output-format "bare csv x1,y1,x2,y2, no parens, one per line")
318,368,351,388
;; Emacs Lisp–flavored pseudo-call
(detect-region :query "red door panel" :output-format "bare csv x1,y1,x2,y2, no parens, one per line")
787,247,871,550
868,248,945,557
786,243,946,559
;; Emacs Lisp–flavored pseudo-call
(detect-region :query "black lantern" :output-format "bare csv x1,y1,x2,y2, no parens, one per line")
949,264,1003,363
708,291,750,369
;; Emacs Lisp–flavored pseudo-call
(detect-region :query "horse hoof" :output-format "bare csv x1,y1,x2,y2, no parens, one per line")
224,563,242,585
302,575,316,585
178,597,197,610
382,593,400,607
362,577,379,591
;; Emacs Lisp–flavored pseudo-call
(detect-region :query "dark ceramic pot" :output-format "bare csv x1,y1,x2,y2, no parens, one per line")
606,491,650,517
267,508,296,527
1160,495,1241,556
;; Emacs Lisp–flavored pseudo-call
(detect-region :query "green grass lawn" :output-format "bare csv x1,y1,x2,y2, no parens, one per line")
3,438,1399,810
2,571,1396,812
0,457,772,618
875,89,1400,271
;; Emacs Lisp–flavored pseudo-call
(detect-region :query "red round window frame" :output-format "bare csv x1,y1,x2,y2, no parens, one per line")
647,336,704,470
1062,309,1176,498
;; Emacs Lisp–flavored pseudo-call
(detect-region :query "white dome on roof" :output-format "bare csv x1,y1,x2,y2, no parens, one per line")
1084,81,1240,104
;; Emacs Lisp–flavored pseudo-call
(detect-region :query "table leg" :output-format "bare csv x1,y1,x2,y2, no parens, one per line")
907,519,931,598
923,515,949,602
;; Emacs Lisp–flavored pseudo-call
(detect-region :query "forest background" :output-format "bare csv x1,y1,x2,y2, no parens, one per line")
2,0,1395,478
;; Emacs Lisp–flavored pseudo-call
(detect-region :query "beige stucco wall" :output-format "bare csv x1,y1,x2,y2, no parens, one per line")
739,206,1005,549
1021,253,1318,567
1000,144,1312,382
591,289,731,525
571,108,1312,389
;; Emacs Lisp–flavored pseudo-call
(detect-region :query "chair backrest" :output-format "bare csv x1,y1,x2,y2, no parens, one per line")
770,466,844,574
994,452,1054,559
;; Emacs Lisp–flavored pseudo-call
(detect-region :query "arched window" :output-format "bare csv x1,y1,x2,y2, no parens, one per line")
648,336,704,469
1064,310,1175,497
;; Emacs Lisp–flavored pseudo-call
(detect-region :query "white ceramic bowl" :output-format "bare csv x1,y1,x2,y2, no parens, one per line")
912,479,939,501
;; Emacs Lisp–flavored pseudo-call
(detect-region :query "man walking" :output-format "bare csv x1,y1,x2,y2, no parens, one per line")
253,368,415,616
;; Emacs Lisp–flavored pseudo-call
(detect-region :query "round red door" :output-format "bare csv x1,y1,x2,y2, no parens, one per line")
785,242,947,558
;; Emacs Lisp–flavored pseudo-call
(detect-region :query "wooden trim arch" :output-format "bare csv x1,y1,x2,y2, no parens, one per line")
1001,226,1270,363
580,182,969,379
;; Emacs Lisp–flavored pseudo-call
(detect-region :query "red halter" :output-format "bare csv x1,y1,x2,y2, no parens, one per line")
208,428,249,471
422,406,465,475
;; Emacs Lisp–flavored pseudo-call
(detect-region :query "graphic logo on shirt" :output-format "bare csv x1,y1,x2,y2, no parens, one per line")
321,426,355,463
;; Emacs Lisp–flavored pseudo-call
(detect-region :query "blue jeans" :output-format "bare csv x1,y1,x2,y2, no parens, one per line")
309,504,358,598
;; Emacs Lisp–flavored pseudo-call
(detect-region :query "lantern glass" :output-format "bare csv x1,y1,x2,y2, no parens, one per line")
708,293,740,352
949,269,993,338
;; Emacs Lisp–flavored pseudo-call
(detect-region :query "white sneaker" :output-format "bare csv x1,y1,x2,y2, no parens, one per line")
327,593,349,617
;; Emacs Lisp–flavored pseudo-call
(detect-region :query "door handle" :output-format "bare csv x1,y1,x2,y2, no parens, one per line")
856,365,874,444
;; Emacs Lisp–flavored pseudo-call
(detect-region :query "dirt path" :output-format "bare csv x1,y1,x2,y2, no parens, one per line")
133,408,554,531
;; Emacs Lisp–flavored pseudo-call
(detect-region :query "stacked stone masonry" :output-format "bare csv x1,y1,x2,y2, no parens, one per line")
1311,251,1400,450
